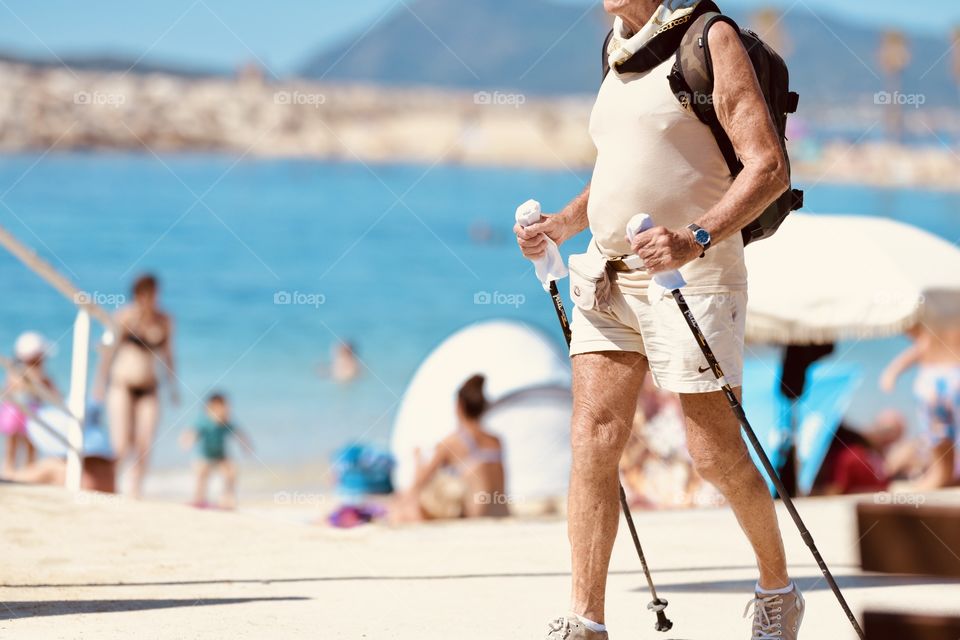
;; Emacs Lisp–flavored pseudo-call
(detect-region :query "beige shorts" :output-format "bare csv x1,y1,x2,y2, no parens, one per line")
569,284,747,394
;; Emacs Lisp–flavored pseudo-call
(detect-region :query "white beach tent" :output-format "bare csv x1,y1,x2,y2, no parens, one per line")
746,213,960,344
391,319,572,502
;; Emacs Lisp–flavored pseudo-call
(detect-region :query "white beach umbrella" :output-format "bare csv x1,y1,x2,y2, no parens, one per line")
745,213,960,344
391,319,571,502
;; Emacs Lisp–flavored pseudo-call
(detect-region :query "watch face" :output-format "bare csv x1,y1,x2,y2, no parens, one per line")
694,228,711,245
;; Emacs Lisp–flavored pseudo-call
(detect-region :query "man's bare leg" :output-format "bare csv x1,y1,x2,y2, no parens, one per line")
569,351,650,624
680,389,789,590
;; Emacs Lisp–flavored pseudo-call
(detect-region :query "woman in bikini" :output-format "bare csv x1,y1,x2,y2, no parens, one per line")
93,274,178,498
398,374,509,520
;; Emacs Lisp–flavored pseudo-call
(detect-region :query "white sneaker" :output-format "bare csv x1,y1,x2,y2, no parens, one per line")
744,586,805,639
544,615,609,639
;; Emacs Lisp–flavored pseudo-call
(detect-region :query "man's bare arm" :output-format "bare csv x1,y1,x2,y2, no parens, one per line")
694,21,788,243
630,22,788,271
514,183,591,259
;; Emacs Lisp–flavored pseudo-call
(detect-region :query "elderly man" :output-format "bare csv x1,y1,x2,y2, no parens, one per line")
515,1,803,638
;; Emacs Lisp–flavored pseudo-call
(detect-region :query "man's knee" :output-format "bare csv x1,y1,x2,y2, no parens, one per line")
681,389,750,483
688,435,759,490
688,445,729,485
571,398,631,463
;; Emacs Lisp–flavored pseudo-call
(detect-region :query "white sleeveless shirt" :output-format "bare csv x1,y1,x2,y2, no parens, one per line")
587,58,748,295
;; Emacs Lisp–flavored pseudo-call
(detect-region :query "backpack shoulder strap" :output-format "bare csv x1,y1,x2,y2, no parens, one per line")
601,28,614,84
671,12,743,175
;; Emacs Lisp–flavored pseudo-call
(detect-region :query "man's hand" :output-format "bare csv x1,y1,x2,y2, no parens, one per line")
629,226,701,273
514,213,570,260
513,184,591,260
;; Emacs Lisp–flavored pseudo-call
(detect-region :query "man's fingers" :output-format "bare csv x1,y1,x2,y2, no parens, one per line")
639,244,667,272
629,227,660,252
519,236,547,254
519,238,546,253
639,244,660,262
516,220,548,240
514,216,551,261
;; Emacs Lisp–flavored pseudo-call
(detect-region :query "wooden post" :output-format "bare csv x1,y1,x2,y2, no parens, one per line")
865,611,960,640
858,502,960,578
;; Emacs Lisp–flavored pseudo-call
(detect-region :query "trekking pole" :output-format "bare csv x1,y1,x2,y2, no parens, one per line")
517,202,673,633
626,214,865,640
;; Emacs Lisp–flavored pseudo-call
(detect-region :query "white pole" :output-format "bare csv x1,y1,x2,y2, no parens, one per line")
65,309,90,491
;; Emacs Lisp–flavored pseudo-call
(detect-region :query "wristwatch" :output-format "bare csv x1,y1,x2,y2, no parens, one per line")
687,223,712,258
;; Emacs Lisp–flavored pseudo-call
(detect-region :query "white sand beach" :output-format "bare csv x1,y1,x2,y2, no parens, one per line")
2,482,958,639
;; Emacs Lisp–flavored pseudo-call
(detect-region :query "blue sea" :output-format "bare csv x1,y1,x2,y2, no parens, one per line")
1,153,958,470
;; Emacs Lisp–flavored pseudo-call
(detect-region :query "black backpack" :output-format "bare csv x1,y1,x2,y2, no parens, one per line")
601,5,803,246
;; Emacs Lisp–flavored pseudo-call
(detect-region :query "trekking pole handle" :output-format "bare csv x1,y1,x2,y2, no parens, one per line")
516,199,542,228
516,199,568,290
626,214,687,291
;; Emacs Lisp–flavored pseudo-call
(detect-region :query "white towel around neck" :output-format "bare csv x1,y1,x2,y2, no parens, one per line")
607,0,703,71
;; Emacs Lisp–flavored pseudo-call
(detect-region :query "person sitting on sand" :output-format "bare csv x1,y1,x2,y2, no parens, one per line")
881,323,960,489
179,393,252,509
1,332,59,476
398,374,509,520
812,415,907,496
8,410,117,493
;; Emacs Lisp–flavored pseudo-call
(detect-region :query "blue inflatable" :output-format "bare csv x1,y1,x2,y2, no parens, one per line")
331,443,395,496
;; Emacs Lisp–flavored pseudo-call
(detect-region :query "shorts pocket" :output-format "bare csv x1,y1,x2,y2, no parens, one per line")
569,252,611,312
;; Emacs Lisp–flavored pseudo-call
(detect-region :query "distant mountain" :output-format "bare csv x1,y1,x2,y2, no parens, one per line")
299,0,959,106
299,0,610,94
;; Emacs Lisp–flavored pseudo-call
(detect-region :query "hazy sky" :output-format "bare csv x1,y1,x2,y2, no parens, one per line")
0,0,957,74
